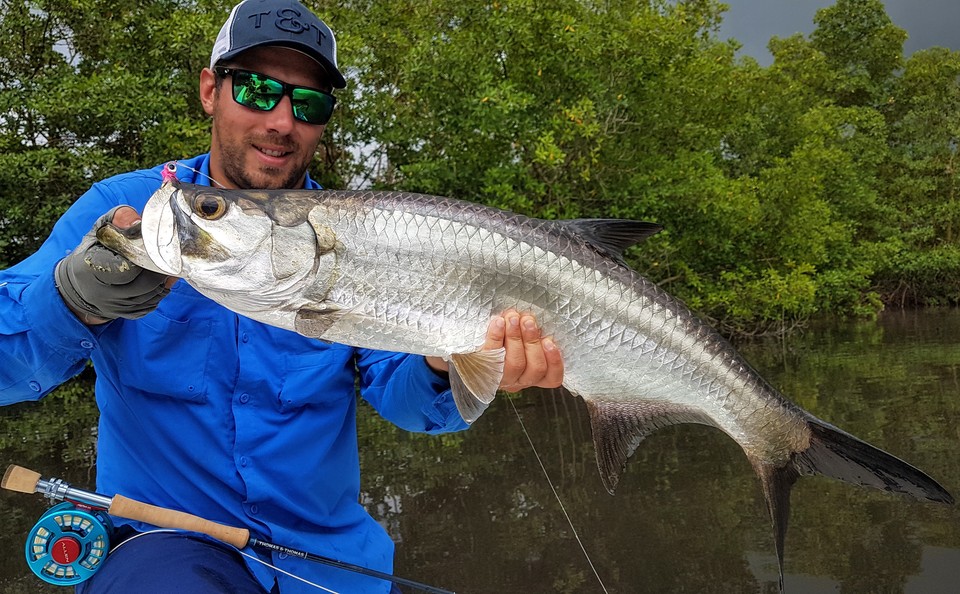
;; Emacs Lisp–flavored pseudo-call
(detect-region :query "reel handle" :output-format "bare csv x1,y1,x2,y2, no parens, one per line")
110,495,250,549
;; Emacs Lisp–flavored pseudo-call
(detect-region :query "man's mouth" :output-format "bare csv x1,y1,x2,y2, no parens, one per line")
254,145,290,158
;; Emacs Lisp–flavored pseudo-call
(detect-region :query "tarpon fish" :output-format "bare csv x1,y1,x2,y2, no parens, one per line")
100,176,954,590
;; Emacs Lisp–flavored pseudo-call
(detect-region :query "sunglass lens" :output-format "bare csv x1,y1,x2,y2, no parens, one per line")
233,72,282,112
291,88,335,125
226,69,334,125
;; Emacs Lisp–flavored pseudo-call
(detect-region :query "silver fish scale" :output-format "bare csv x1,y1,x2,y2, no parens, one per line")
100,180,958,592
307,190,808,459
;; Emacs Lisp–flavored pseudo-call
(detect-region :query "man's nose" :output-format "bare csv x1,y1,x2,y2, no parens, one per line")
262,94,297,134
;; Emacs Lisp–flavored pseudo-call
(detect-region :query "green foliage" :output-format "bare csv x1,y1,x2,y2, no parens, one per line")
335,0,735,217
2,0,959,332
810,0,906,106
875,47,960,306
0,0,220,266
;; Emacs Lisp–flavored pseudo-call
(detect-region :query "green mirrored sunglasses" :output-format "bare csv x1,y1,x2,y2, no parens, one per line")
214,67,336,125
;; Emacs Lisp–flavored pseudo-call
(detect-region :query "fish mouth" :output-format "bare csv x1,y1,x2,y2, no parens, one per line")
141,182,184,276
95,221,167,275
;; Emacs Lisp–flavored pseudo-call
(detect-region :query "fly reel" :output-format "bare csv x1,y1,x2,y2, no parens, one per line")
25,502,112,585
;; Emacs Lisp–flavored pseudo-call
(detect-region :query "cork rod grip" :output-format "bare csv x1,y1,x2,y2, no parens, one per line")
1,465,41,494
110,494,250,549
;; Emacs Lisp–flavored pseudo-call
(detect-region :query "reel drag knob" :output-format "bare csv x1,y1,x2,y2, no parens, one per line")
26,502,112,585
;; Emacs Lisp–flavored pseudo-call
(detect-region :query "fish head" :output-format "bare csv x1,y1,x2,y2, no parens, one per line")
139,180,327,298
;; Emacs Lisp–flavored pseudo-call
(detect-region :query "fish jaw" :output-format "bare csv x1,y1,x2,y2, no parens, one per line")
141,180,183,276
136,182,334,326
94,221,169,275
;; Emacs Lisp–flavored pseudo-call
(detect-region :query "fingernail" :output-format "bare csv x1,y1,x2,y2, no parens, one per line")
543,338,556,351
508,315,520,327
492,317,505,330
523,318,536,331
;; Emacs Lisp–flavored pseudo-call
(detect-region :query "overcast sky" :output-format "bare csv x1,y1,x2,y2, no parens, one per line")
717,0,960,65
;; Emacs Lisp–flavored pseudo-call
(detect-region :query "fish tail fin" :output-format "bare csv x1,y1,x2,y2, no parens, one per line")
794,417,953,504
750,461,797,594
753,416,954,592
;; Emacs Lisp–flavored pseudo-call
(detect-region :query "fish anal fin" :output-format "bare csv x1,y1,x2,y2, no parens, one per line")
584,398,713,495
294,306,342,338
448,348,506,424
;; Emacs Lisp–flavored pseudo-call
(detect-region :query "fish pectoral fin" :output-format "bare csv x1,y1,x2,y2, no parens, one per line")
585,398,713,495
447,348,506,424
294,306,343,338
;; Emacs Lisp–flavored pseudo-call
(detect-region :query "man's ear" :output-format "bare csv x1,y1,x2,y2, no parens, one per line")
199,68,218,116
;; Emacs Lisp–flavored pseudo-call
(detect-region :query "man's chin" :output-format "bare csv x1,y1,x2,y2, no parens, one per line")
252,169,289,190
236,163,305,190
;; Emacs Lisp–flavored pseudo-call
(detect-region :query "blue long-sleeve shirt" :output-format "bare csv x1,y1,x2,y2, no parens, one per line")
0,154,468,593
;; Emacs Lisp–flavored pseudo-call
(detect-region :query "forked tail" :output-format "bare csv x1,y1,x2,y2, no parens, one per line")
754,416,954,592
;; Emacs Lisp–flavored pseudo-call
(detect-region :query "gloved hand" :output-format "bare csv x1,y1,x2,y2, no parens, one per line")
55,206,171,324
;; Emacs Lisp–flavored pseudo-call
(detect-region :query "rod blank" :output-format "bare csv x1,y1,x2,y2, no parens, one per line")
3,465,455,594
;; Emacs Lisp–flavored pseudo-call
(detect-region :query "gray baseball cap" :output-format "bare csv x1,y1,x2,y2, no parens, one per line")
210,0,346,88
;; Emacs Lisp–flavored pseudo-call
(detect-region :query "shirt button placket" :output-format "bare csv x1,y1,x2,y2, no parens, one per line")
234,319,260,509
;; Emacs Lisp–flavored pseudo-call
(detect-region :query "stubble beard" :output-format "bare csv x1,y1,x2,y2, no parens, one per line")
215,132,310,190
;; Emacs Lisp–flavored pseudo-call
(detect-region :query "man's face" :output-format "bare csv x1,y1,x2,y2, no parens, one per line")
200,46,331,190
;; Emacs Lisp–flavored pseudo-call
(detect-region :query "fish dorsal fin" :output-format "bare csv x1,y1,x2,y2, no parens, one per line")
562,219,662,263
448,349,506,423
585,398,713,495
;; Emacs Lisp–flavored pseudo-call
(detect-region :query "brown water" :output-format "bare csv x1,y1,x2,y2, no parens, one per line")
2,309,959,593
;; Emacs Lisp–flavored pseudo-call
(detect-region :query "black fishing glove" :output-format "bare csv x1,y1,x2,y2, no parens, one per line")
55,206,170,324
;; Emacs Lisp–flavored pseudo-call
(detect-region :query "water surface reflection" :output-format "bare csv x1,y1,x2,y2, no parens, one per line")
367,309,960,593
2,310,959,593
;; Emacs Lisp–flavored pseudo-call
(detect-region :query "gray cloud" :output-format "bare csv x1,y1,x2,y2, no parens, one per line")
718,0,960,65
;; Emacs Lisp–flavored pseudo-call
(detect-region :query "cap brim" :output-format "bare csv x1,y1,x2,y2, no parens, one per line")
216,43,346,89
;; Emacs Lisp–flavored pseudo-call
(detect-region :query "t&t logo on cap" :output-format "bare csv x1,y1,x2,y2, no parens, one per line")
210,0,347,89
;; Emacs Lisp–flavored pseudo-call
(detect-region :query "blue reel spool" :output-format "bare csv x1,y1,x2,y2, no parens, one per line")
26,501,112,585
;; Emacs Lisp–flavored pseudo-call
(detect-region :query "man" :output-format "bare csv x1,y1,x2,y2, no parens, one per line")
0,1,562,592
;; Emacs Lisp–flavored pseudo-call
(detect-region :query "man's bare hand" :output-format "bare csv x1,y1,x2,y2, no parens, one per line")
426,310,563,391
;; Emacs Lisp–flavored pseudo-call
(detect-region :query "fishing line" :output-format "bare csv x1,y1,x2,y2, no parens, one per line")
508,396,610,594
105,529,342,594
238,550,339,594
171,160,227,188
2,466,454,594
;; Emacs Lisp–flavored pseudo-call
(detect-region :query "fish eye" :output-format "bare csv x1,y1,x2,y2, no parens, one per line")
193,194,227,220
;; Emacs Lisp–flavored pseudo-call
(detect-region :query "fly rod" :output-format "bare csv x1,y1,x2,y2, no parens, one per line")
2,465,454,594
